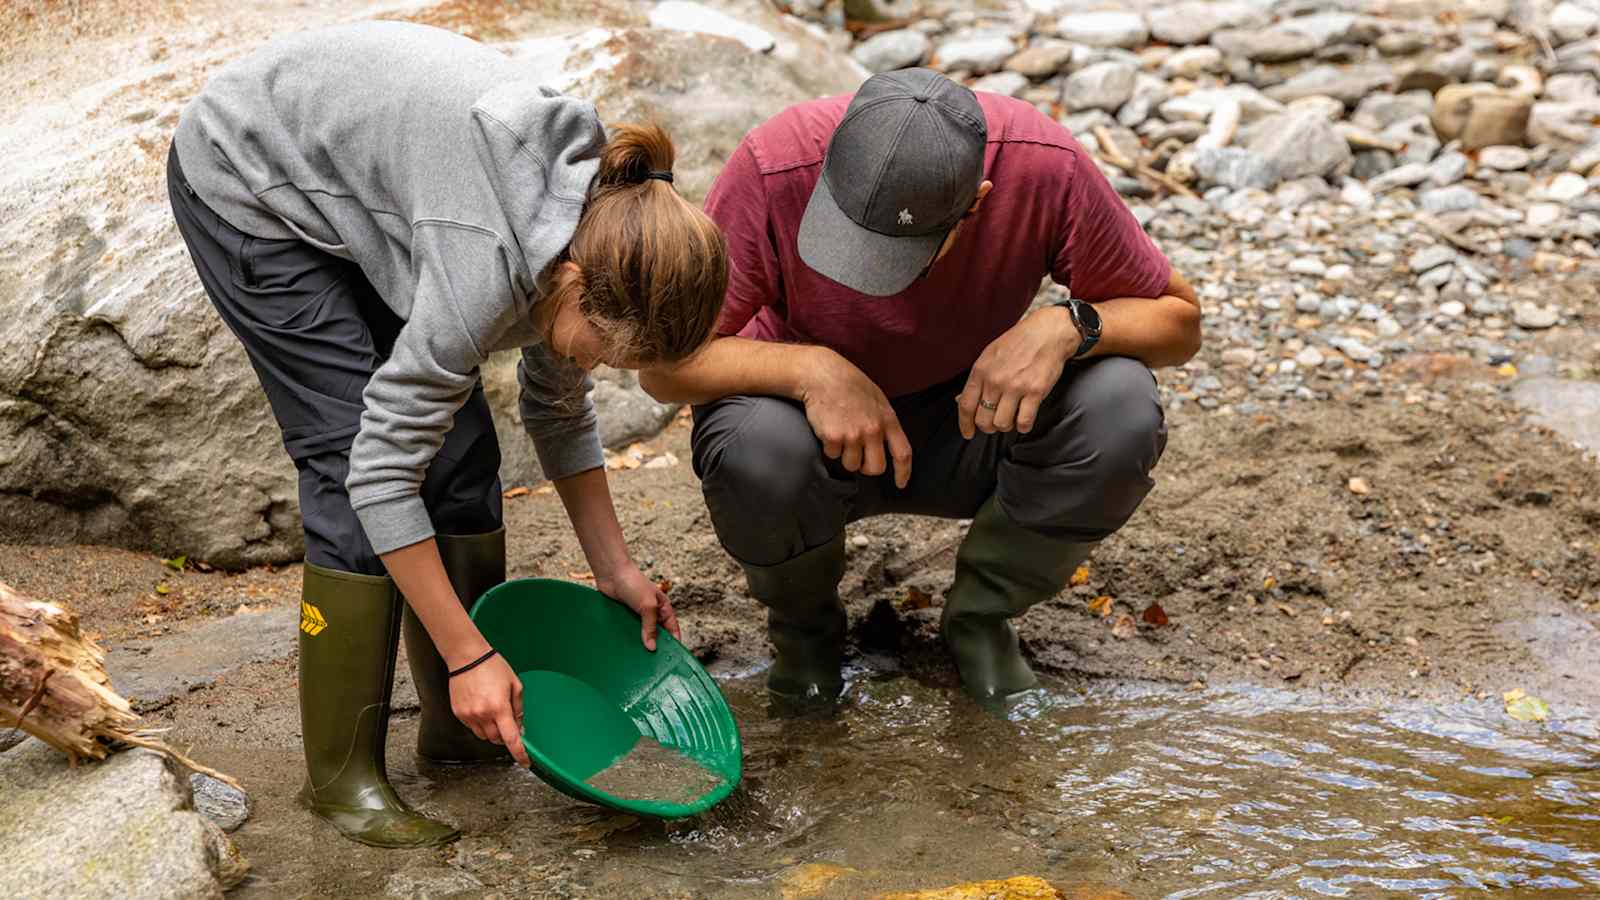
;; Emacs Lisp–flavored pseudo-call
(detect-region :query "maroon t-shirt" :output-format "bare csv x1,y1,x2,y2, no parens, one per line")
703,91,1173,399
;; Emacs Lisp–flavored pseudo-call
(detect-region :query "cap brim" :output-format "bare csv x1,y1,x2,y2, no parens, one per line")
797,176,946,297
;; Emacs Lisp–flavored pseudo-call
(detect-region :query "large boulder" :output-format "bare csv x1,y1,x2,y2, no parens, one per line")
0,740,247,898
0,4,865,566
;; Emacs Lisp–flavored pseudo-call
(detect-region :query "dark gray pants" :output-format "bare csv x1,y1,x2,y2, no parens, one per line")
690,357,1166,567
167,146,502,575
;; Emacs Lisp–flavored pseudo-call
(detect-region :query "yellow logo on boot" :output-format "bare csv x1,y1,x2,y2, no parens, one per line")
300,600,328,636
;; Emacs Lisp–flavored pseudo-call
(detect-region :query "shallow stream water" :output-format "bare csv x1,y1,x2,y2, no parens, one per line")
233,671,1600,898
570,673,1600,897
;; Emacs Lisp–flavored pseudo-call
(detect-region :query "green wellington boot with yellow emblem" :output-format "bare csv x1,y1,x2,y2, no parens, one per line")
402,529,512,764
297,563,459,848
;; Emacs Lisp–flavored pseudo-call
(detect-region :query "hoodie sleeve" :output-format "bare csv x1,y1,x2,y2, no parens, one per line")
518,342,603,481
345,223,520,555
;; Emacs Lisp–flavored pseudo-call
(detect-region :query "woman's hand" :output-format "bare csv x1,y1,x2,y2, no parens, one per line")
448,652,532,767
596,564,680,651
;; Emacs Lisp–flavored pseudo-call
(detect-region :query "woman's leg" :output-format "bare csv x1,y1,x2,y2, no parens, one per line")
167,145,457,848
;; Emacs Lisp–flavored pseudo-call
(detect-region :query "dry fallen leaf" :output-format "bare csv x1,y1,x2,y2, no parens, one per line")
1070,564,1090,586
568,570,595,581
900,586,934,611
1142,603,1170,626
155,583,171,596
534,484,556,496
1111,612,1137,639
502,486,532,499
1348,477,1371,495
1276,603,1296,617
1504,688,1550,722
1263,575,1278,591
1087,595,1114,618
656,578,673,595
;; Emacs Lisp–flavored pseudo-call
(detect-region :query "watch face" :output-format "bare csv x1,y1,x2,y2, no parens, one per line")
1075,300,1102,336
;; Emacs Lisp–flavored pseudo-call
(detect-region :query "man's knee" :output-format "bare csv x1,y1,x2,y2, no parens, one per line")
694,396,823,507
1070,357,1166,481
1003,357,1166,538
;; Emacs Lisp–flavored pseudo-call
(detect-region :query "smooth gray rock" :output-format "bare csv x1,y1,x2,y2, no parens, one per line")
1409,245,1458,273
1004,42,1075,77
1162,45,1225,78
1267,64,1398,105
852,28,931,72
934,34,1017,73
1056,11,1148,48
0,741,242,899
1427,151,1470,186
1513,302,1561,330
1279,12,1371,48
1511,378,1600,451
1419,185,1483,214
1194,147,1281,190
1352,91,1435,130
190,773,251,833
972,71,1029,97
1352,150,1397,180
107,607,298,710
1245,111,1353,180
1211,26,1319,62
1368,161,1431,192
1147,1,1266,45
1062,60,1138,112
1552,2,1600,45
1479,145,1532,170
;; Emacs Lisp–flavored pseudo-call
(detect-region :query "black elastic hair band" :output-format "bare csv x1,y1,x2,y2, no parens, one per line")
448,648,499,679
643,170,674,183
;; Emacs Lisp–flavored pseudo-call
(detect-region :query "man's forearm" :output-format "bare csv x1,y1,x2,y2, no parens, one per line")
639,336,820,405
1086,294,1203,369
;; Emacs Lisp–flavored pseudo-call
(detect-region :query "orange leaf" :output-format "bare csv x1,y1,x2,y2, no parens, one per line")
1112,613,1137,639
1141,603,1169,626
502,486,532,499
900,586,934,611
1088,595,1113,618
657,578,673,594
1263,575,1277,590
1070,564,1090,586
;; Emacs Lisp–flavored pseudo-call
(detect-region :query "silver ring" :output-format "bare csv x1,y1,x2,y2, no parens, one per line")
979,399,999,411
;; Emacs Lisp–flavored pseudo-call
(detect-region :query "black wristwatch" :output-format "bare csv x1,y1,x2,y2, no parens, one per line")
1053,298,1102,359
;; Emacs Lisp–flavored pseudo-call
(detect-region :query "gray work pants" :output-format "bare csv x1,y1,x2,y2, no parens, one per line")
690,357,1167,567
167,145,502,575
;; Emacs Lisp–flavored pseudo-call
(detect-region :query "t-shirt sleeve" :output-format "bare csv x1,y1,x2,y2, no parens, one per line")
703,140,782,335
1051,148,1172,302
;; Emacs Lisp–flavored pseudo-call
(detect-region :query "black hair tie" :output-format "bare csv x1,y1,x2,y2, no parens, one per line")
448,648,499,679
643,170,674,183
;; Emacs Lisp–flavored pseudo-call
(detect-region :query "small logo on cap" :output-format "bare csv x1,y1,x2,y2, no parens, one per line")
898,209,914,226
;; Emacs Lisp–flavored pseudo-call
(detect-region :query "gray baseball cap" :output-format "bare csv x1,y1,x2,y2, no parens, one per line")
798,68,988,296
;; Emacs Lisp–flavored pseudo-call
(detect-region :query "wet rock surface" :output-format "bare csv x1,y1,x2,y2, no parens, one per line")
0,740,245,899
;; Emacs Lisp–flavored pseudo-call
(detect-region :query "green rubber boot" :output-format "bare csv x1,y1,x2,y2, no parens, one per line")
297,563,459,848
402,529,512,765
742,535,848,704
942,497,1092,702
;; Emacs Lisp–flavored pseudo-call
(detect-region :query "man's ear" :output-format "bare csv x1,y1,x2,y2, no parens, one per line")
969,180,995,214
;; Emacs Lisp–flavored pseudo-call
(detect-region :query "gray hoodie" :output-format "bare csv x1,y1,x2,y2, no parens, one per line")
175,21,605,555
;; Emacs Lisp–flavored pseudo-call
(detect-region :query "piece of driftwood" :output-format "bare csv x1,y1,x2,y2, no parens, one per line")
0,580,240,787
1092,125,1199,199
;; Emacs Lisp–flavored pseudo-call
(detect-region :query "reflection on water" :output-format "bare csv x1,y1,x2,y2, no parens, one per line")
627,674,1600,898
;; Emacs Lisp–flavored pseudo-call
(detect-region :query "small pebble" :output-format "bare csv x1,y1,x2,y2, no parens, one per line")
850,535,870,549
1439,300,1467,317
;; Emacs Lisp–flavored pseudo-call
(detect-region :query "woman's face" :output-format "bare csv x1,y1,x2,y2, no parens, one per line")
549,285,651,372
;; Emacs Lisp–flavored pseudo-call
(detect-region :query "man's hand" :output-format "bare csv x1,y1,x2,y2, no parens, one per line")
800,347,913,488
596,563,680,651
958,306,1080,438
